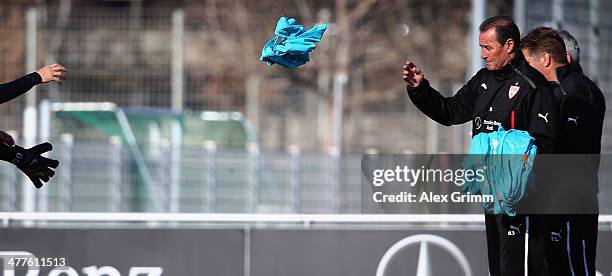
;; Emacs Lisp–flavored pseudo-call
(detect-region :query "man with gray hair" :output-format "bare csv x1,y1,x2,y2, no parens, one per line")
556,29,605,276
522,27,605,276
557,30,580,64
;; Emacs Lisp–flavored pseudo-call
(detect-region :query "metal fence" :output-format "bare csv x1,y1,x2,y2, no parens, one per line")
0,2,610,152
0,2,473,213
0,2,476,155
0,137,364,213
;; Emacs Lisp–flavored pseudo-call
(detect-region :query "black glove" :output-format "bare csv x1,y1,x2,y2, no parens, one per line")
0,142,59,189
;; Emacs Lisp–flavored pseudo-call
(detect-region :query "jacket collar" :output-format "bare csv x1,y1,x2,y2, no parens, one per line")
492,61,516,81
555,63,582,80
491,53,527,80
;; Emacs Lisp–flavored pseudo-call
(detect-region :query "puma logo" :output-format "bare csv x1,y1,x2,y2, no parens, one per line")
567,117,579,125
538,113,549,123
508,225,522,236
551,231,562,242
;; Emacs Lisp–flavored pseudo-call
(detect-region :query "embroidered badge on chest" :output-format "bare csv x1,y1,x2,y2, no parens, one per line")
508,83,520,99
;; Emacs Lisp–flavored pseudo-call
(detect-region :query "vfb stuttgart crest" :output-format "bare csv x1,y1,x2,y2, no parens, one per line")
508,84,520,99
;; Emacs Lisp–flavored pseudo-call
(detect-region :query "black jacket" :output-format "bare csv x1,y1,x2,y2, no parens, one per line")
550,63,605,207
407,56,558,153
553,63,606,154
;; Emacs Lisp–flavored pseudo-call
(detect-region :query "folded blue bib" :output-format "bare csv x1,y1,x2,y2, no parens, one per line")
260,17,327,68
462,127,537,216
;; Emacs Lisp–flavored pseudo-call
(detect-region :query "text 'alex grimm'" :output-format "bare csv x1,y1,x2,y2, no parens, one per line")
372,191,494,203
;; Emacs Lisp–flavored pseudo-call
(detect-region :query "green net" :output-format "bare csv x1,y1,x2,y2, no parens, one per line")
49,103,256,212
52,108,253,148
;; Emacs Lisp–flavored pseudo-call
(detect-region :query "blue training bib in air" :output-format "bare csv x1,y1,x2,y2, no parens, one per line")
260,17,327,69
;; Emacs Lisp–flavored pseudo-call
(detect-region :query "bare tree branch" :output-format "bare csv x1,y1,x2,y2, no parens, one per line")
294,0,313,26
349,0,378,21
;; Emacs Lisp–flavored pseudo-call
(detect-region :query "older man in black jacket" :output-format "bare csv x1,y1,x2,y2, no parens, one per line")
403,16,558,276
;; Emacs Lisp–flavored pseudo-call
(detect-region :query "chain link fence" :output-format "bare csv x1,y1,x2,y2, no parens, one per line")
0,2,473,154
0,137,364,213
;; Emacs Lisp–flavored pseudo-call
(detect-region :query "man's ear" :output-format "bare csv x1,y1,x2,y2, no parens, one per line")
544,52,552,67
505,39,515,54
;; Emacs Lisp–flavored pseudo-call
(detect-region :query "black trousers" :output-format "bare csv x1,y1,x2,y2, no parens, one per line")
485,214,550,276
487,214,598,276
545,214,598,276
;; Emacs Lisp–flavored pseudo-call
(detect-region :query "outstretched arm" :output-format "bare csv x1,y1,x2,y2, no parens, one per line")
0,63,67,104
403,60,478,126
